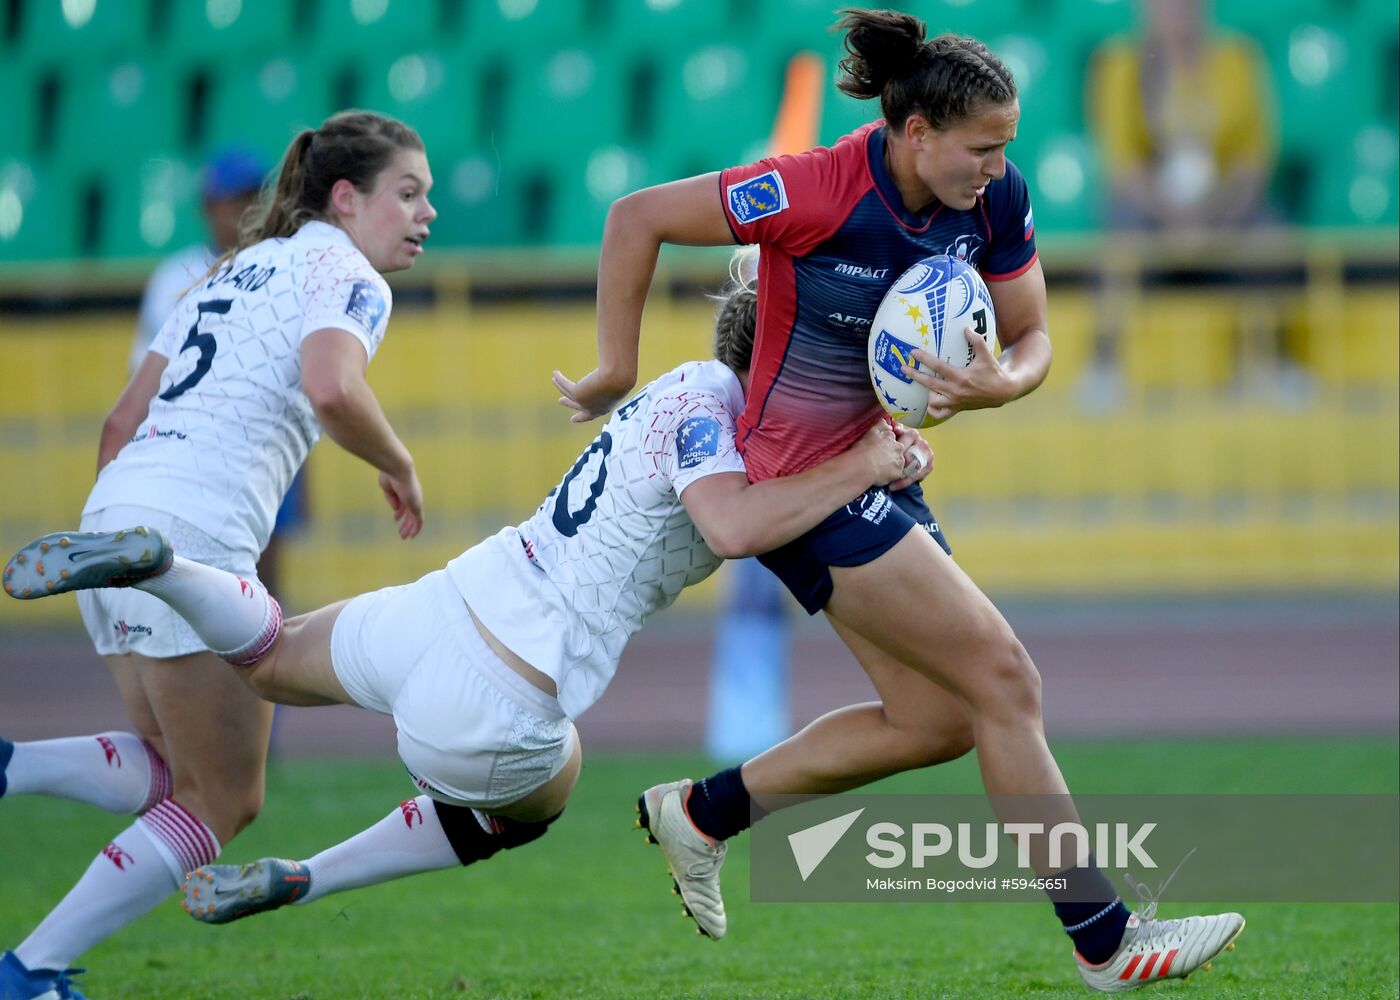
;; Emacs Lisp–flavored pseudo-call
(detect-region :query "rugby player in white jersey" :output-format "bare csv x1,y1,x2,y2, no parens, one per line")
4,251,927,934
0,111,434,999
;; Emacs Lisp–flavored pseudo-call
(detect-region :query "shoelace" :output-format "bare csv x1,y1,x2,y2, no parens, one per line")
52,966,87,999
685,841,726,879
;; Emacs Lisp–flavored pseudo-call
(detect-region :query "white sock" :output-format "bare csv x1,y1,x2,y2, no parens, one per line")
135,555,281,664
299,796,459,904
14,799,220,971
1,732,169,814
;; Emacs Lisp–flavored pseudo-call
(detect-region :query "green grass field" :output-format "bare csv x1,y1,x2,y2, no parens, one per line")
2,737,1396,999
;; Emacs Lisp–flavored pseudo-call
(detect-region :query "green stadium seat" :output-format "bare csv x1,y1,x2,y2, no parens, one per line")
1021,131,1099,234
95,154,204,260
426,148,522,247
648,38,782,177
1214,0,1347,44
502,46,629,168
1266,21,1376,156
14,0,149,62
606,0,732,42
1306,121,1399,226
201,54,337,163
0,59,42,158
0,159,77,264
916,0,1043,42
357,48,476,162
54,60,185,175
159,0,296,58
820,88,881,148
310,0,441,57
549,144,654,246
461,0,593,56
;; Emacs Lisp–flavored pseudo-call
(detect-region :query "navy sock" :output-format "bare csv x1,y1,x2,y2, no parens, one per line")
1047,857,1131,964
0,736,12,798
685,766,757,842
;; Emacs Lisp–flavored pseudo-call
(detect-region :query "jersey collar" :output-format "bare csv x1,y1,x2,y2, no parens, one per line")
866,125,942,233
296,219,358,249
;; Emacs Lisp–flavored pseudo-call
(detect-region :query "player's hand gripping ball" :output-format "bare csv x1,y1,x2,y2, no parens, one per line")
867,255,997,427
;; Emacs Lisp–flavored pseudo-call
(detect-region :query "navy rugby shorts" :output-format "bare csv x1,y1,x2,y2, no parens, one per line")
757,482,951,615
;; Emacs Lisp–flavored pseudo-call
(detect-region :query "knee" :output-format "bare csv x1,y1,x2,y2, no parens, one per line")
173,775,265,841
238,660,274,699
435,800,561,866
973,632,1042,720
228,782,265,836
889,710,976,769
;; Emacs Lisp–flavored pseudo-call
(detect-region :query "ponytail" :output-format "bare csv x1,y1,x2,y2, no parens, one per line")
835,8,1017,130
712,246,759,374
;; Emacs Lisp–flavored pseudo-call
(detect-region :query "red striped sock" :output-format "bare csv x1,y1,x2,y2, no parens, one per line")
137,798,222,878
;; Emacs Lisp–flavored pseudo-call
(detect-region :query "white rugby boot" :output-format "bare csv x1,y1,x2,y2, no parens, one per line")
1077,910,1245,992
182,859,310,924
637,779,728,940
4,527,172,600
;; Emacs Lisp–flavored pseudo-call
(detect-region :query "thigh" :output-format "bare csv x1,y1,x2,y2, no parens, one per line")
824,616,973,738
120,650,274,823
248,600,356,707
759,484,950,615
105,654,166,759
825,527,1018,705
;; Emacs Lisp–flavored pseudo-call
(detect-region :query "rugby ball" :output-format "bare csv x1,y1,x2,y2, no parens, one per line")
867,255,997,427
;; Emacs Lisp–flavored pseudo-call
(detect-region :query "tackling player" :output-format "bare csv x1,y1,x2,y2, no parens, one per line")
2,254,921,945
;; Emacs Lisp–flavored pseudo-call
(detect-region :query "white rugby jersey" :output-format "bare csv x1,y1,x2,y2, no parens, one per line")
448,359,747,719
131,243,215,373
85,220,392,557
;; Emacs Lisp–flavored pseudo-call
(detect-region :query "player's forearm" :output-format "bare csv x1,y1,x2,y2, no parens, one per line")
313,379,413,481
716,452,878,558
97,415,139,473
593,196,657,393
999,327,1052,401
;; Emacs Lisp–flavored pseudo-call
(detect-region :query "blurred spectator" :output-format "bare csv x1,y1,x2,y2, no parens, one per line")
130,148,267,370
131,147,309,596
1078,0,1301,411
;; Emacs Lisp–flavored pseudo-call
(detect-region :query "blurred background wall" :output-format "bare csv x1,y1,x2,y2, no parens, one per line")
0,0,1396,627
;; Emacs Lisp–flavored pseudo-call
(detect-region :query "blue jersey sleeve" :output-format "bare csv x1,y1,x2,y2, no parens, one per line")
980,159,1038,282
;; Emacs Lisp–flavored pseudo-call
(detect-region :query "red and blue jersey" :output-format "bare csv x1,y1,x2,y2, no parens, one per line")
719,121,1038,481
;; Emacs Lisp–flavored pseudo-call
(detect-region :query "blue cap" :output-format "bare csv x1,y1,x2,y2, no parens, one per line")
202,147,267,199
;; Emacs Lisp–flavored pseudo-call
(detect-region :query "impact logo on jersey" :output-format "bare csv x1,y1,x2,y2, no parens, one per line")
345,281,386,332
676,416,721,470
727,170,788,224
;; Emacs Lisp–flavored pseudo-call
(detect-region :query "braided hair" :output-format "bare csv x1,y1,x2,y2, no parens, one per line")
835,8,1017,129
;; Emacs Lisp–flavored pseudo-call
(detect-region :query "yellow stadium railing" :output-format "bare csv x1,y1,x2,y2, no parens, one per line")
1,274,1396,626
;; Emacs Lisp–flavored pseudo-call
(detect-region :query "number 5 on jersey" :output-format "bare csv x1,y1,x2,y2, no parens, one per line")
159,298,232,401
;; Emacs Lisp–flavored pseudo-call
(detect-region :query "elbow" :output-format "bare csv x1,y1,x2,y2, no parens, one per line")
704,527,760,561
304,379,354,424
605,190,644,231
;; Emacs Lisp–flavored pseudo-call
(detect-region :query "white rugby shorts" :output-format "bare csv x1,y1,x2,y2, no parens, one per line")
76,505,259,659
330,568,575,810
